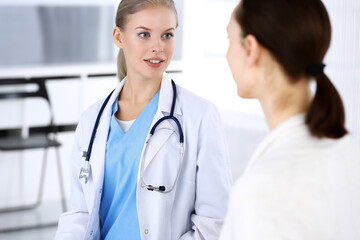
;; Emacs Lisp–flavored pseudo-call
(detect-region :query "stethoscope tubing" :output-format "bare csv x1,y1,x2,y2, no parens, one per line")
81,80,184,193
150,80,183,143
150,115,183,143
140,136,184,193
85,89,114,162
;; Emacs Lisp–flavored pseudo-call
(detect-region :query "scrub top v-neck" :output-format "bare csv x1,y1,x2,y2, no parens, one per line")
100,90,160,240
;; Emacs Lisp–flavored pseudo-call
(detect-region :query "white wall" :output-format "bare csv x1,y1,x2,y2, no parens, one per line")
322,0,360,147
180,0,267,181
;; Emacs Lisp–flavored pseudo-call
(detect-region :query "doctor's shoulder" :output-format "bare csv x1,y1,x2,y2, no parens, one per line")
73,97,108,145
77,98,107,128
176,85,223,121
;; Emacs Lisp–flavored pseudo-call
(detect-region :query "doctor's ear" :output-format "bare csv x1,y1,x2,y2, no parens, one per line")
244,34,262,68
113,27,124,48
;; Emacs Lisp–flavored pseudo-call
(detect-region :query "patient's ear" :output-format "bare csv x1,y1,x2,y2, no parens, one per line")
244,34,262,68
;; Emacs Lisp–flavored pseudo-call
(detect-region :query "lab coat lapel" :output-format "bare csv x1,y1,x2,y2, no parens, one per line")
90,80,125,195
140,73,183,171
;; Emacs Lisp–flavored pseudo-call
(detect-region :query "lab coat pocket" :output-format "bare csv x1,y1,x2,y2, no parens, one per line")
142,127,181,192
79,176,96,213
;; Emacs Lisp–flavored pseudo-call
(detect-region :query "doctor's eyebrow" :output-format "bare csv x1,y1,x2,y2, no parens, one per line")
135,26,175,32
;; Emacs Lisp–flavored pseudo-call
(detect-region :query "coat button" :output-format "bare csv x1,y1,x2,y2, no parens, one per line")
90,230,93,236
144,229,149,234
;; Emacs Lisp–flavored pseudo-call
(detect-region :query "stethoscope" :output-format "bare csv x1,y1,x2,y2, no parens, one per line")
79,80,184,193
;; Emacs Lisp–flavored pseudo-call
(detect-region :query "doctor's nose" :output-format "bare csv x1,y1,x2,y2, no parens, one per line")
151,38,164,53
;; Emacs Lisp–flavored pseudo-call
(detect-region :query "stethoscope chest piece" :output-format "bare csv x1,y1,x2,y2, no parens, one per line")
79,159,90,184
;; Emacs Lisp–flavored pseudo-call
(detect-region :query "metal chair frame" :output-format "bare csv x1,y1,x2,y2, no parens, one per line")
0,78,67,232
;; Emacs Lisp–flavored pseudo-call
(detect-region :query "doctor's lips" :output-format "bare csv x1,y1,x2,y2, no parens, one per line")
144,57,165,68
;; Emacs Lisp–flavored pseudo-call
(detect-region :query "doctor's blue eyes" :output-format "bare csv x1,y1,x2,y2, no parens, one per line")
138,32,150,38
162,33,174,39
138,32,174,39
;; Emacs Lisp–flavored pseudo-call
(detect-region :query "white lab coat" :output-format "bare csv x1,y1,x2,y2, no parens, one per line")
56,73,233,240
220,114,360,240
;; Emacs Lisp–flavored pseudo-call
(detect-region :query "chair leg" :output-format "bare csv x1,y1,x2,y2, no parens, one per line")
0,147,68,233
0,149,48,213
55,147,67,212
36,147,48,208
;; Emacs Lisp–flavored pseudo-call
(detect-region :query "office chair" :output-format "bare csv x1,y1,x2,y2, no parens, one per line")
0,78,67,232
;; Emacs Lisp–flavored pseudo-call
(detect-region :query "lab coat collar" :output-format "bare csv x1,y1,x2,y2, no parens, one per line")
102,72,182,119
244,113,306,173
101,78,126,119
158,72,182,116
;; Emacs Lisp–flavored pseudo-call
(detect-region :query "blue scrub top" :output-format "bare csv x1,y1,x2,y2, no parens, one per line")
100,91,160,240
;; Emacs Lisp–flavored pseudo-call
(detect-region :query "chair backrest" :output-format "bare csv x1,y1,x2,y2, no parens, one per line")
0,78,56,136
0,78,50,101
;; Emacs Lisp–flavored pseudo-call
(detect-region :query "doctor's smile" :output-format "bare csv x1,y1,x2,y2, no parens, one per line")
144,57,166,68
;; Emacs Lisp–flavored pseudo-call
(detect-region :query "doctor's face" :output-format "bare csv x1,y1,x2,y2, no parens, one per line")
226,14,256,98
114,6,176,81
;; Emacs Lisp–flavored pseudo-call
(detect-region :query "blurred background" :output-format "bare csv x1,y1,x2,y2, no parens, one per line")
0,0,359,238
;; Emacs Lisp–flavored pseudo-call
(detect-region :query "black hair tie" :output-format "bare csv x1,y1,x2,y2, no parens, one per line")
307,63,326,76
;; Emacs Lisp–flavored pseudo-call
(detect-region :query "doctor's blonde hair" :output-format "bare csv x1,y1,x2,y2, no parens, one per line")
115,0,178,81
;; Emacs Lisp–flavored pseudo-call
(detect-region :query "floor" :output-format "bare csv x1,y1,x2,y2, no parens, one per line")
0,200,62,240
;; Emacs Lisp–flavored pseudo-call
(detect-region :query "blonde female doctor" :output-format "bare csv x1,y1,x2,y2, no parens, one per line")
55,0,232,239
